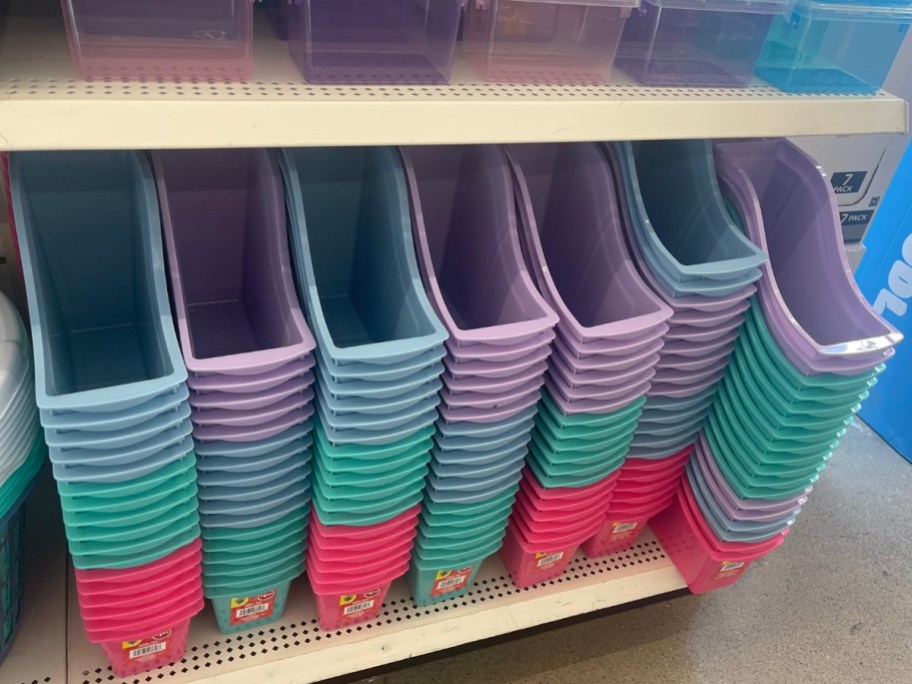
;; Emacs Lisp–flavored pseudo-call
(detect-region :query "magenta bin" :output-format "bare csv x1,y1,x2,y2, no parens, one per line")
99,620,194,678
61,0,255,82
287,0,462,84
617,0,788,87
463,0,637,84
650,480,788,593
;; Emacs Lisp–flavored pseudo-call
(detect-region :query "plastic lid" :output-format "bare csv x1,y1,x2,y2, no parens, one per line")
642,0,788,13
789,0,912,20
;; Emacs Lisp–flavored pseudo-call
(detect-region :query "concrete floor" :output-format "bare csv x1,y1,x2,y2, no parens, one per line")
358,421,912,684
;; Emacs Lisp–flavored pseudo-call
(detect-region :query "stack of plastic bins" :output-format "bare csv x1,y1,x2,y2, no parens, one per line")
655,137,901,594
757,0,912,94
503,142,672,574
582,445,692,557
61,0,255,82
153,149,317,634
609,140,765,458
263,0,289,40
650,473,789,593
616,0,788,86
279,146,447,627
9,151,202,677
287,0,462,84
0,292,43,665
400,145,558,601
462,0,637,84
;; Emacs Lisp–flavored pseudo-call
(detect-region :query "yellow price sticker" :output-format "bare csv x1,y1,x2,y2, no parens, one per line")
339,594,358,606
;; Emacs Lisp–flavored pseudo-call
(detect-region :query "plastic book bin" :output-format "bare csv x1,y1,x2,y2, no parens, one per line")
62,0,255,82
402,145,559,350
288,0,461,85
651,482,787,593
463,0,636,84
757,0,912,94
10,151,188,415
505,143,672,378
617,0,788,87
208,582,294,634
154,149,316,378
714,140,901,376
621,140,766,291
280,146,448,371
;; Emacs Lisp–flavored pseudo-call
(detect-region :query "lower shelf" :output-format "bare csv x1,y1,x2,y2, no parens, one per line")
2,471,687,684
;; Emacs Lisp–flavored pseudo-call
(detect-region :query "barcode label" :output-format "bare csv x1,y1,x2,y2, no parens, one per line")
343,600,375,616
612,522,638,533
437,576,465,590
129,642,167,660
536,552,564,568
236,603,271,618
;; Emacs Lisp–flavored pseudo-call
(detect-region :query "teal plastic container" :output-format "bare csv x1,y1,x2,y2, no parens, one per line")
757,0,912,94
209,580,293,634
407,549,490,606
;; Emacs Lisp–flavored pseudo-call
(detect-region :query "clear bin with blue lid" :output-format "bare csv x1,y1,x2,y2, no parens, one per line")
757,0,912,93
463,0,639,84
617,0,789,86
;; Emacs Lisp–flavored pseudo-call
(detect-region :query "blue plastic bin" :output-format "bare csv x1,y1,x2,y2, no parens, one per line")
757,0,912,94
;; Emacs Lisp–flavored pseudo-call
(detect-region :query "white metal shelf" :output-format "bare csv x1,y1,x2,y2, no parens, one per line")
0,1,907,151
0,484,685,684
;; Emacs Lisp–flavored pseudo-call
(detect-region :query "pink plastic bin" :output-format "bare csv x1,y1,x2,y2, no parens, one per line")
99,619,192,678
500,525,579,588
582,516,652,557
650,484,787,593
310,580,393,631
62,0,255,82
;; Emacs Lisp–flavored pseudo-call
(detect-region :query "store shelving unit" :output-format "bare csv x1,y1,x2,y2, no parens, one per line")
0,1,907,151
0,1,908,683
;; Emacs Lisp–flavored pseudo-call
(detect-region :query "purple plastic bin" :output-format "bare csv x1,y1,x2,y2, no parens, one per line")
402,145,559,347
444,346,553,380
154,149,316,377
553,336,663,371
288,0,462,84
445,330,556,362
617,0,786,87
187,360,314,395
506,142,672,347
463,0,635,85
190,375,314,411
62,0,255,82
193,404,314,443
443,361,549,394
714,140,901,376
554,324,667,359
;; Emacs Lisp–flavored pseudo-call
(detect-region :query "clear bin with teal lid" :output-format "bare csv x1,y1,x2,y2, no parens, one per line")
757,0,912,93
617,0,789,86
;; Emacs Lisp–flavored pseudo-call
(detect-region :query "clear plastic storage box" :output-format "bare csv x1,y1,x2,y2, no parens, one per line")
756,0,912,94
288,0,462,84
463,0,638,84
61,0,255,82
616,0,788,87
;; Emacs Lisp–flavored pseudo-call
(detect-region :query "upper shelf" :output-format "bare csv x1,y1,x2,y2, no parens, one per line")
0,4,908,151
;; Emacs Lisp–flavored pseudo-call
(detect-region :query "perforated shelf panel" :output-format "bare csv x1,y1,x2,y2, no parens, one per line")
63,531,683,684
0,1,907,150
